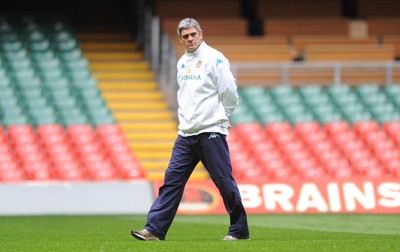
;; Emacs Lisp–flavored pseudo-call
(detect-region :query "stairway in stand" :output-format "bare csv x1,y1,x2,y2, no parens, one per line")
67,2,208,180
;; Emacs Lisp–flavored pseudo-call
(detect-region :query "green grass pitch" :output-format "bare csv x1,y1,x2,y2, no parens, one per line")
0,214,399,251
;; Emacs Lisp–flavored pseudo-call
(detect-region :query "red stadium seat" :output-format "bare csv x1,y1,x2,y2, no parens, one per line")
324,121,351,136
250,141,276,157
300,130,329,146
265,122,292,137
23,161,52,181
272,131,298,146
330,166,355,179
285,149,312,164
0,145,17,163
353,121,380,136
6,125,35,138
36,125,64,137
53,161,85,181
392,166,400,178
339,139,366,156
235,123,266,146
384,121,400,133
115,154,145,178
0,168,25,182
382,158,400,175
120,162,146,179
60,169,84,181
97,124,123,137
257,149,285,166
363,131,388,144
309,140,336,157
362,165,386,178
294,121,322,137
0,159,19,171
330,130,358,145
272,166,295,179
280,140,305,154
235,123,263,136
67,125,95,136
298,166,326,180
261,158,289,174
231,157,260,180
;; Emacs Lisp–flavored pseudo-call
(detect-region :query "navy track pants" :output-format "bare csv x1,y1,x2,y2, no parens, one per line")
144,132,249,240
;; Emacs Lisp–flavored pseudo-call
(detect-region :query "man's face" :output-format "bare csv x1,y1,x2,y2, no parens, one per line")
179,27,203,53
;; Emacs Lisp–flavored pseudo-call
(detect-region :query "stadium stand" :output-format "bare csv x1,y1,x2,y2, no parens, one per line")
228,84,400,180
1,0,400,184
61,1,199,181
0,8,148,181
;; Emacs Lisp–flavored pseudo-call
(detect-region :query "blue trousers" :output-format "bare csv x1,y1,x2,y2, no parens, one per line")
144,132,249,240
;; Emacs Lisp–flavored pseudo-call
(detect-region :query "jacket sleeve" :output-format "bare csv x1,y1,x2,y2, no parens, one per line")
212,56,239,117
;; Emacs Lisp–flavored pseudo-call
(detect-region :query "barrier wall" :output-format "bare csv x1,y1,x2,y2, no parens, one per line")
1,179,399,215
0,180,153,215
159,179,400,214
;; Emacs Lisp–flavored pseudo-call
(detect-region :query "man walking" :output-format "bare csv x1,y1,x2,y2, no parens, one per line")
131,17,250,241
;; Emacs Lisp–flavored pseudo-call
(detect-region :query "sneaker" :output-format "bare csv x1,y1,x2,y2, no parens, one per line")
131,229,160,241
223,235,250,241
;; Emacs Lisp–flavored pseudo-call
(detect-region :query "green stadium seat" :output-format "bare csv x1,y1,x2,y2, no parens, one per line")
298,85,324,98
29,108,60,126
269,85,294,98
72,77,98,90
316,110,344,124
87,108,115,125
66,68,93,82
39,68,65,82
230,100,258,125
43,77,70,91
1,112,30,126
326,85,352,98
354,84,380,96
7,58,33,72
58,48,83,62
28,39,51,53
31,49,57,62
383,85,400,108
0,69,11,88
4,48,29,61
1,40,23,52
58,108,89,126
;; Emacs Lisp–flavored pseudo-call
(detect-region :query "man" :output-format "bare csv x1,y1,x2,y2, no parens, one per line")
131,17,250,241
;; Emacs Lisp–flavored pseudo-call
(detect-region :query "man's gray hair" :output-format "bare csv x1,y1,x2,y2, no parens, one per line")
177,18,201,37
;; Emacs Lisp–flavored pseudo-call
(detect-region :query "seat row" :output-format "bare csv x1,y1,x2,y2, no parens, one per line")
0,124,145,182
231,84,400,125
228,121,400,180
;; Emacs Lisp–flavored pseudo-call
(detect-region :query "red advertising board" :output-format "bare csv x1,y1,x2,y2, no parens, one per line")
152,179,400,214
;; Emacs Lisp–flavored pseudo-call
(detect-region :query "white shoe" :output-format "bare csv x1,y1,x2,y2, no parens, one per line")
223,235,250,241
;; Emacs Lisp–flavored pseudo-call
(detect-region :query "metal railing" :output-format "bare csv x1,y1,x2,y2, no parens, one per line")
230,62,400,86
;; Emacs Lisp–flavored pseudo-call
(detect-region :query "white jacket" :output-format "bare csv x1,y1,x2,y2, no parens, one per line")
176,41,238,136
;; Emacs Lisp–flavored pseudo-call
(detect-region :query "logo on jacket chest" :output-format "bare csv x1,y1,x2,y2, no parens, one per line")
179,61,203,81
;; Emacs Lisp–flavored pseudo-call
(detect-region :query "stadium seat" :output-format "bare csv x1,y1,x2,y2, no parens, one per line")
294,121,322,138
265,122,292,137
383,121,400,145
0,168,26,182
324,121,351,136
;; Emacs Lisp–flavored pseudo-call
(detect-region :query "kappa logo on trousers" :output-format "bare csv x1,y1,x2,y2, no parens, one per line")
208,133,220,139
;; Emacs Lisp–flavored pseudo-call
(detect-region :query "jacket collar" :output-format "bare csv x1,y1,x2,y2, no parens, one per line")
185,41,206,57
